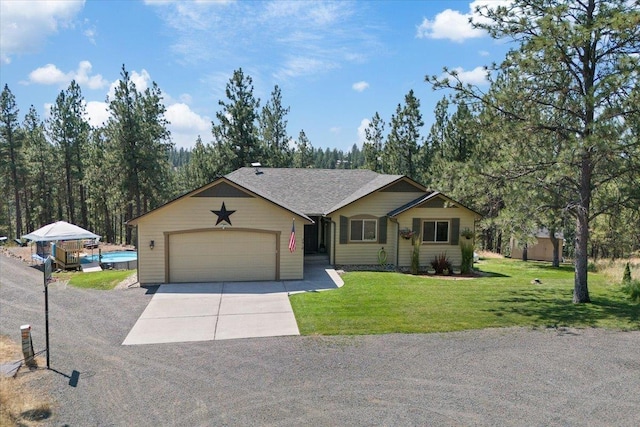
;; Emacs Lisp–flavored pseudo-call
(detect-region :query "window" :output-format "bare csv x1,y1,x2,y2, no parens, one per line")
350,219,377,242
422,220,449,243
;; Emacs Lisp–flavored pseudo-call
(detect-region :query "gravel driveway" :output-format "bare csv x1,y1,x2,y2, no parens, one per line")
1,254,638,426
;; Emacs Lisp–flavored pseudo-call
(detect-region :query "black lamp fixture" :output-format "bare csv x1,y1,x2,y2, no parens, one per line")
149,240,155,250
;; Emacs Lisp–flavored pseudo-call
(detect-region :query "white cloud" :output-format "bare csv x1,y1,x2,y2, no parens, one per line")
416,0,510,42
357,118,370,143
274,57,337,80
145,0,375,82
85,101,110,127
442,66,490,85
352,81,369,92
0,0,85,63
107,69,152,100
329,127,341,134
165,103,211,149
28,64,68,85
26,61,108,90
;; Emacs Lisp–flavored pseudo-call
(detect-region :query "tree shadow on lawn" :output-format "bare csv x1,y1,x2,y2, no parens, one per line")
486,287,640,328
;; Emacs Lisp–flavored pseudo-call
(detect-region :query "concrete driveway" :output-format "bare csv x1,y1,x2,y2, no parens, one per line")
122,262,342,345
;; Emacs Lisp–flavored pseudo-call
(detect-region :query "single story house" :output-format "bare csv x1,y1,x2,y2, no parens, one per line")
127,167,481,284
509,229,564,262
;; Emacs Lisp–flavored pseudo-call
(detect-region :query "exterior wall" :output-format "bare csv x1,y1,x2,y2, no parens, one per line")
134,193,307,284
395,207,477,269
510,237,563,262
332,191,424,265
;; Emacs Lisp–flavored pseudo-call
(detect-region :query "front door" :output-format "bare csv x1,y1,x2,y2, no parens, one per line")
304,218,319,254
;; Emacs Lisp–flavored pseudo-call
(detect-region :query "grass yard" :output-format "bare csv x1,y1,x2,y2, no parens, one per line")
290,258,640,335
53,269,133,290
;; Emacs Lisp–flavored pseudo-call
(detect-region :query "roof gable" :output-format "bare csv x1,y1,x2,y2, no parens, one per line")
127,177,311,225
387,192,482,218
192,181,253,198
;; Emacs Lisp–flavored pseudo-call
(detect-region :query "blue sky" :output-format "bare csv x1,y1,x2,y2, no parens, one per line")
0,0,511,151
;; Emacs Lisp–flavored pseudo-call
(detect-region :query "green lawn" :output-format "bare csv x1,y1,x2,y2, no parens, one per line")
290,258,639,335
53,270,133,290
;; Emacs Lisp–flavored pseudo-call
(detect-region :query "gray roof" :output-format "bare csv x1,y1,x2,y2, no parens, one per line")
226,167,406,216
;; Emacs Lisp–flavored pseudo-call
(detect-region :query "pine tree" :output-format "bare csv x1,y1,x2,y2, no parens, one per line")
294,130,312,168
212,68,261,171
0,85,23,238
383,90,423,178
362,112,385,172
47,80,90,227
428,0,640,303
259,85,292,167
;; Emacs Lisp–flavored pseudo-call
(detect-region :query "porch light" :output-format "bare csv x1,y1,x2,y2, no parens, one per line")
149,240,155,250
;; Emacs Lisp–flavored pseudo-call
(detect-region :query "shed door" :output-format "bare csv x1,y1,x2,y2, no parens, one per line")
169,230,277,282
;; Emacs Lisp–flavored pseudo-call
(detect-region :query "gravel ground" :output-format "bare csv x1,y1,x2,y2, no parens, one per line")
1,254,639,426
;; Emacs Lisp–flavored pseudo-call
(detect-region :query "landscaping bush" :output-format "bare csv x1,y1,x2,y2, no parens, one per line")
622,280,640,303
622,262,632,284
411,238,420,275
460,241,474,274
431,253,452,275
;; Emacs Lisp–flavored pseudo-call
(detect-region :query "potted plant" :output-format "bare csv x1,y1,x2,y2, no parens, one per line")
399,228,414,240
460,227,474,240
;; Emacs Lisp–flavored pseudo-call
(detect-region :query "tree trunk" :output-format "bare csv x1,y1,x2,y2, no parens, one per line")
573,155,592,303
522,243,528,262
574,212,591,303
549,226,560,268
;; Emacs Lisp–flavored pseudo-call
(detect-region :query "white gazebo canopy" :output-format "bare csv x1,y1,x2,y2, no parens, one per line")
22,221,100,242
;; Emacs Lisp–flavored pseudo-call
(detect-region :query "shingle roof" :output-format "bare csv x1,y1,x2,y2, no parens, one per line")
226,167,406,216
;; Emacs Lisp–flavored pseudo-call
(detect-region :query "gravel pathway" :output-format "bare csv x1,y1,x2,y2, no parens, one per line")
1,254,639,426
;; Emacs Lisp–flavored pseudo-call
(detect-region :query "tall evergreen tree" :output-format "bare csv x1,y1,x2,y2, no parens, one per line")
294,130,312,168
383,90,424,178
0,85,23,238
428,0,640,303
47,81,90,227
106,65,173,244
259,85,292,167
23,106,55,228
362,112,385,172
212,68,261,172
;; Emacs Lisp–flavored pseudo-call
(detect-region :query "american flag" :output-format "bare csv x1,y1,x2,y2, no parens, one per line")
288,220,296,252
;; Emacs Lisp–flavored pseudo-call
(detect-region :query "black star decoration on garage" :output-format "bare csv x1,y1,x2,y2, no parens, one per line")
212,202,236,226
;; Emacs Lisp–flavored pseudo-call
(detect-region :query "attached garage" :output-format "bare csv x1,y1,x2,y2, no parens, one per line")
168,229,278,282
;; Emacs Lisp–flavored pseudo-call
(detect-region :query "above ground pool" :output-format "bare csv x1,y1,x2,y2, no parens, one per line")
82,251,137,270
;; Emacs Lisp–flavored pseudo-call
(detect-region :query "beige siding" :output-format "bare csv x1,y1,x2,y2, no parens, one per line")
510,237,563,262
395,207,477,269
332,191,424,265
135,194,306,284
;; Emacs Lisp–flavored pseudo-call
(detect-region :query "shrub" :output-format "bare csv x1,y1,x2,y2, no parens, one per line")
622,262,632,284
460,241,474,274
411,238,420,274
587,261,598,272
431,253,452,275
622,279,640,303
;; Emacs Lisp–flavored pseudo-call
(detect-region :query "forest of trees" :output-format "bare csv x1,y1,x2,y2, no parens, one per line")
1,1,638,302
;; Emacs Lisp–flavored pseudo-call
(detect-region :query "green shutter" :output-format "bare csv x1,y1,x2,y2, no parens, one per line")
412,218,421,239
378,216,387,244
340,215,348,244
451,218,460,245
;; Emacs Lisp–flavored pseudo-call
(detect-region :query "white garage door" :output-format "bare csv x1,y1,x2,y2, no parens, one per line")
169,230,277,282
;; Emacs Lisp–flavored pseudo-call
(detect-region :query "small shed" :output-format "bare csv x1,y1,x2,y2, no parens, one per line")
510,229,564,262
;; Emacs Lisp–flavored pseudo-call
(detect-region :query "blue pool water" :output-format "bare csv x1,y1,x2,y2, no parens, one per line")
82,251,137,264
